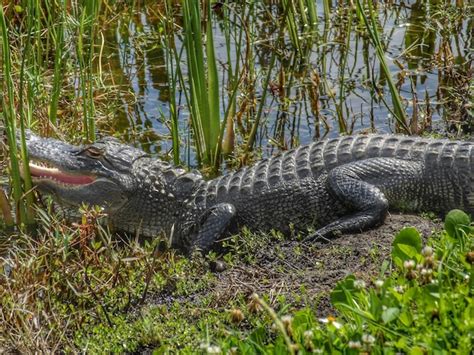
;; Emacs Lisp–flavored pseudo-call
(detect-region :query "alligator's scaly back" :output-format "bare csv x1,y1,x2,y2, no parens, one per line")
24,132,474,252
198,135,474,213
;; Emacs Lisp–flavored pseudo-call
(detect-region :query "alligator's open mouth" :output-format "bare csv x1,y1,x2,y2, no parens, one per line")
28,161,96,186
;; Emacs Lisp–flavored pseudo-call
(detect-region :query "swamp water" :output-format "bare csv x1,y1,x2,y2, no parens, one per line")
96,0,472,164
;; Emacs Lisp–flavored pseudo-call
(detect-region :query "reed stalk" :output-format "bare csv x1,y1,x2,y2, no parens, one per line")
76,0,100,141
305,0,318,30
355,0,410,133
162,0,181,165
244,3,293,154
0,6,29,225
180,0,221,168
49,1,65,126
283,0,302,53
336,7,353,134
18,4,36,223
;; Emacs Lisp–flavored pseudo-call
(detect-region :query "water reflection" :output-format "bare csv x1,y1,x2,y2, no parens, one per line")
96,0,472,164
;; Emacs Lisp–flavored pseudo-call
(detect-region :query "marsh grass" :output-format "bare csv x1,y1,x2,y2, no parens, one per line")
0,5,33,226
0,1,109,229
179,0,221,169
76,0,101,141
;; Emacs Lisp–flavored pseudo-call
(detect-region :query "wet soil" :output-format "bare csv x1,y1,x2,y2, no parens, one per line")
203,213,440,316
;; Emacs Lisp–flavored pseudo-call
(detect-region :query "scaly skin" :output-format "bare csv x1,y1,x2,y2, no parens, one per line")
24,132,474,252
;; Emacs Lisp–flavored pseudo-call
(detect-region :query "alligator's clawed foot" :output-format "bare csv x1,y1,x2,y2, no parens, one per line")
303,230,332,243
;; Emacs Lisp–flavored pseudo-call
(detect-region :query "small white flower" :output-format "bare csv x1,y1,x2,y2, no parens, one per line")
361,334,375,344
394,285,405,294
422,246,433,257
348,340,362,349
303,330,314,339
420,268,432,276
206,345,222,354
318,316,342,329
354,279,366,290
403,260,416,270
374,279,384,288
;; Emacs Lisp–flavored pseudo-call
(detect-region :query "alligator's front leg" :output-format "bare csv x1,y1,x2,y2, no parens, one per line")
182,203,236,253
306,158,424,241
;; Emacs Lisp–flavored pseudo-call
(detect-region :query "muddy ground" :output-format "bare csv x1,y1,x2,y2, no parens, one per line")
194,213,441,316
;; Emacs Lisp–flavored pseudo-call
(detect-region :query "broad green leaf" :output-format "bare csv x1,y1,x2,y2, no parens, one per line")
392,227,422,268
444,209,471,239
398,311,413,327
381,307,400,324
330,275,356,306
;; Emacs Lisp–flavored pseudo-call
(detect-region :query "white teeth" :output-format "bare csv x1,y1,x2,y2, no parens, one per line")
30,162,60,174
31,161,55,169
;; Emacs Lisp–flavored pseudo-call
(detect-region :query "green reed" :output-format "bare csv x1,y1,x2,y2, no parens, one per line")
0,6,32,226
355,0,410,133
244,3,293,153
180,0,221,168
284,0,302,53
336,5,353,134
49,2,65,126
76,0,101,141
220,2,247,156
162,1,181,166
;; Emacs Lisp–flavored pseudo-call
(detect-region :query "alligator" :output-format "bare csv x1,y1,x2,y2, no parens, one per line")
23,132,474,252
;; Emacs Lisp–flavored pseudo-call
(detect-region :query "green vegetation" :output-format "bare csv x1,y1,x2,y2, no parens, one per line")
0,203,472,352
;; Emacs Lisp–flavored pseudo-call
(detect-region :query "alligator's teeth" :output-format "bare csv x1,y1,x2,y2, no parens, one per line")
29,162,95,185
30,162,60,175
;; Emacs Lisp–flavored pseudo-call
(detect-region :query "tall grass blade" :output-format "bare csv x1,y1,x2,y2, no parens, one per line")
245,3,293,153
0,6,28,225
76,0,100,141
163,1,181,165
205,1,221,164
49,1,65,126
18,5,36,223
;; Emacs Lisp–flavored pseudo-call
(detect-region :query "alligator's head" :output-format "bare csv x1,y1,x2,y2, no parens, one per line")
23,132,148,216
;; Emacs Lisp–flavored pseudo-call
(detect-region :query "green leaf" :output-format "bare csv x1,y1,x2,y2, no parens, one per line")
398,311,413,327
409,347,426,355
330,275,356,306
381,307,400,324
444,209,472,239
392,227,422,268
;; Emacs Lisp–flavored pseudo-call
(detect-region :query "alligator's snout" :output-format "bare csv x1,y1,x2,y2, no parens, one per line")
20,131,96,186
19,131,142,215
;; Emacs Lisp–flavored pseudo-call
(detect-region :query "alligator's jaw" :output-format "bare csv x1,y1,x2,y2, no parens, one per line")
28,162,96,186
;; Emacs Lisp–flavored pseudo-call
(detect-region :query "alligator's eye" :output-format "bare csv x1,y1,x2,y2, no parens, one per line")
84,146,104,159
